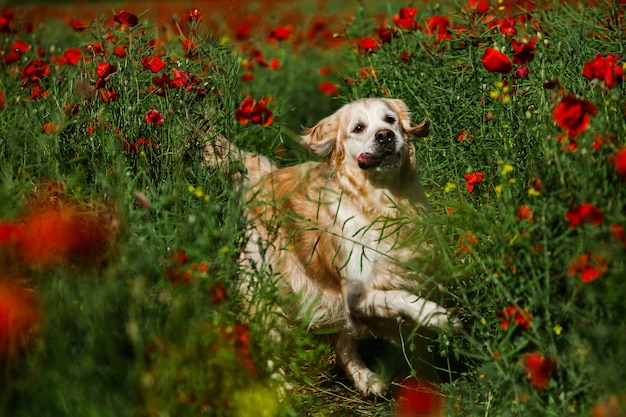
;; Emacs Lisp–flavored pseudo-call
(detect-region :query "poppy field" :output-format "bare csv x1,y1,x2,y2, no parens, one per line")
1,0,625,416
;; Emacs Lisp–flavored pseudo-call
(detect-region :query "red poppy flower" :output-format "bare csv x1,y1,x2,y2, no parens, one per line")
95,61,117,89
11,39,30,55
141,56,166,73
183,38,198,57
69,18,86,32
184,8,201,22
318,81,339,96
269,26,292,42
612,147,626,178
523,352,556,390
568,253,607,283
64,48,82,65
16,204,113,268
565,203,603,228
457,231,478,253
497,305,532,330
582,53,623,89
511,36,536,64
210,281,228,306
125,137,157,154
515,205,533,223
113,10,138,27
359,38,379,53
493,17,517,36
113,44,127,57
0,280,41,358
457,130,472,142
378,26,398,44
393,7,419,30
235,97,273,127
22,59,50,87
145,108,165,125
466,0,489,14
99,89,118,103
482,48,512,74
0,222,21,246
268,58,281,70
27,84,48,100
394,378,443,417
250,98,274,127
552,94,597,138
464,171,485,193
425,16,451,41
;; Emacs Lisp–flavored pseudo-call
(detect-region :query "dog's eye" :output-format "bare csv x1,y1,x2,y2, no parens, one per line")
352,123,364,133
384,115,396,124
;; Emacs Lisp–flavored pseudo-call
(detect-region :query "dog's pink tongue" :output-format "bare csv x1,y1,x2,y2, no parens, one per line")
358,153,378,168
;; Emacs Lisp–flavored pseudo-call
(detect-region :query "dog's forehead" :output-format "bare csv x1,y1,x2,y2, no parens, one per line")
344,99,396,122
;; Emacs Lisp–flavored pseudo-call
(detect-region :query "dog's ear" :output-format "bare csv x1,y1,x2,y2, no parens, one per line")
302,113,340,156
383,98,430,138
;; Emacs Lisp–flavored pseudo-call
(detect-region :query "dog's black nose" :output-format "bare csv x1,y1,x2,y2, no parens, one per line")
375,129,395,144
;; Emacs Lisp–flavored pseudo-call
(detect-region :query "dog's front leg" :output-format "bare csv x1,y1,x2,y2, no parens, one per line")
347,285,454,330
336,330,387,396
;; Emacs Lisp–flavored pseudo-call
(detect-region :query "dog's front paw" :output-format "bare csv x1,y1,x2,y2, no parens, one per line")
351,370,388,397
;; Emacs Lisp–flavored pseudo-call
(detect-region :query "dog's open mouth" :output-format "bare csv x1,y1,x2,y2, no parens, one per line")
357,152,400,170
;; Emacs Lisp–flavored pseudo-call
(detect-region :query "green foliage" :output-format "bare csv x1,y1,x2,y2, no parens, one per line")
0,1,625,417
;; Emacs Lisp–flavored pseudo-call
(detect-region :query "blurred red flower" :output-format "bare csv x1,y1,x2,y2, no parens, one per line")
523,352,557,390
113,10,138,27
0,280,41,358
95,62,117,89
394,378,443,417
318,81,339,96
552,94,596,138
393,7,419,30
183,38,199,57
511,36,536,64
482,48,512,74
568,253,607,283
269,26,292,42
145,108,165,125
12,202,115,268
240,72,254,82
22,59,50,87
210,281,228,306
268,58,281,70
457,231,478,253
141,56,166,73
235,97,273,127
113,44,127,57
497,305,532,330
185,8,201,22
359,38,379,53
64,48,82,65
612,147,626,178
11,39,30,55
515,205,534,223
425,16,451,41
466,0,489,14
565,203,603,228
69,18,86,32
125,137,157,154
464,171,485,193
378,26,398,44
583,53,623,89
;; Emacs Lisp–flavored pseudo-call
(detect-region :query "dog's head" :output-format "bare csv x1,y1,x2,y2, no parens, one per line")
302,98,429,172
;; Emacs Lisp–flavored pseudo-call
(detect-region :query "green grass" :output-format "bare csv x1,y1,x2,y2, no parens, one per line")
0,1,625,416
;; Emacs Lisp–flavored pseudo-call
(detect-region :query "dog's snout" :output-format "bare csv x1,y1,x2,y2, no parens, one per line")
375,129,395,144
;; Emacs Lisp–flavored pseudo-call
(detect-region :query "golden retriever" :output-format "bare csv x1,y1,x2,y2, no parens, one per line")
205,97,457,396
